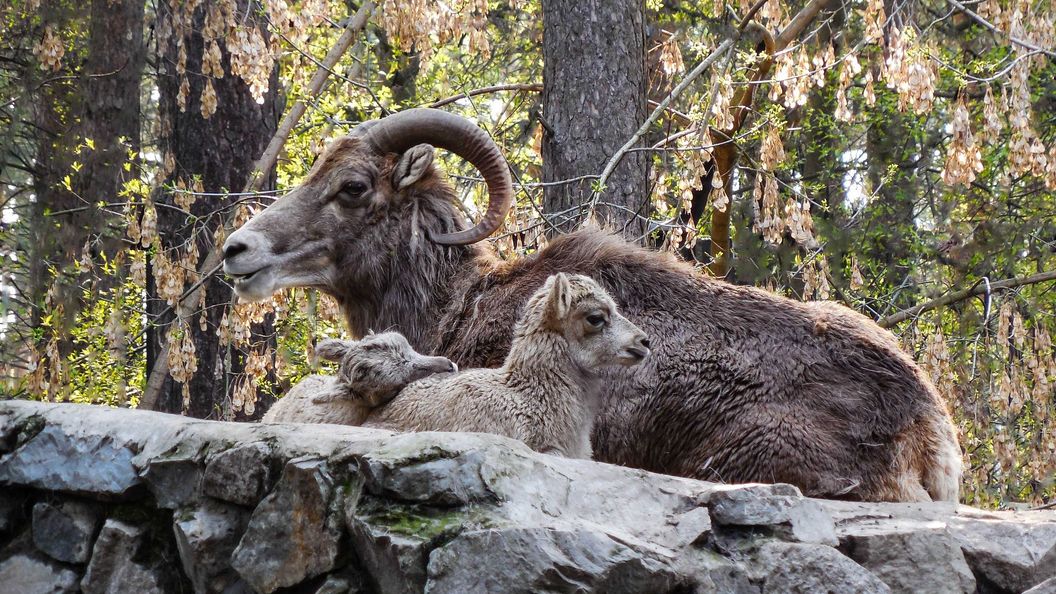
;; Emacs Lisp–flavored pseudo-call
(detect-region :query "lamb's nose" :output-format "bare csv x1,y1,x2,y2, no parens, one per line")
223,240,248,260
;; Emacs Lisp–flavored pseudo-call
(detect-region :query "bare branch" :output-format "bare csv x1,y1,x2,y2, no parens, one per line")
428,83,544,108
946,0,1056,59
877,270,1056,329
776,0,835,50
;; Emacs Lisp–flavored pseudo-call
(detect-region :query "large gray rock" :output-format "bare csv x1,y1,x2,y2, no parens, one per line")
347,496,490,594
838,520,975,594
174,499,250,593
0,424,141,498
750,541,890,593
0,553,79,594
230,457,343,593
822,500,1056,593
354,442,497,506
202,442,276,507
949,515,1056,593
349,518,431,594
141,455,203,510
427,527,685,594
1026,576,1056,594
709,486,838,546
81,519,177,594
31,500,104,564
669,505,713,547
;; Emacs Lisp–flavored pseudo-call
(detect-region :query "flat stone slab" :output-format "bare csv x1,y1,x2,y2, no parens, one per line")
2,400,1055,594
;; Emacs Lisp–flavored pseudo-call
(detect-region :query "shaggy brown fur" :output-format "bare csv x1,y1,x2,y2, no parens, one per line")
362,273,650,458
224,132,961,502
437,234,961,501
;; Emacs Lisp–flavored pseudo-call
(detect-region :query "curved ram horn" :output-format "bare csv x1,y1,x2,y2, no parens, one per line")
358,108,513,246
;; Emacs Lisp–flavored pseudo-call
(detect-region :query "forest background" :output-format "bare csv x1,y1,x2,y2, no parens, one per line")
0,0,1053,508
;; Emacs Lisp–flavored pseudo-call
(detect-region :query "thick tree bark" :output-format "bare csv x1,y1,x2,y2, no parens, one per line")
541,0,649,241
151,0,281,419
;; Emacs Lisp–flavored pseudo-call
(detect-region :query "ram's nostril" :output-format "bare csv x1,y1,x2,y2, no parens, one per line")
640,338,651,349
223,241,249,259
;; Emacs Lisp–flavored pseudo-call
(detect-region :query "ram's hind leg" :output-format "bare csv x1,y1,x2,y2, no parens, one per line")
922,414,962,502
871,420,955,503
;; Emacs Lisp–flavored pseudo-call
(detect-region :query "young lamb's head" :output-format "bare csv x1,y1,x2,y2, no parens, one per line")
314,332,457,405
518,273,650,371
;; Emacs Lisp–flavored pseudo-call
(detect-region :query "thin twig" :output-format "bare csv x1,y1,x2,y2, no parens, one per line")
946,0,1056,58
428,83,543,108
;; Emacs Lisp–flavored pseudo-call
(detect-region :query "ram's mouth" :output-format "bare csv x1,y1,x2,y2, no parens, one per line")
228,268,263,283
224,266,276,302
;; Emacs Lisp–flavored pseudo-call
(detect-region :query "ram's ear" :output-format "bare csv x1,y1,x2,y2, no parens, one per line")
315,339,353,362
543,273,573,323
393,144,435,190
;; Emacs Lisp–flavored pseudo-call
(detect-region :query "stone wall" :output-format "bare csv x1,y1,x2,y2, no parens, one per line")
0,400,1054,594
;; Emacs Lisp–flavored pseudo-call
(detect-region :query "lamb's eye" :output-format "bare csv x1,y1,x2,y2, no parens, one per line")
586,314,606,328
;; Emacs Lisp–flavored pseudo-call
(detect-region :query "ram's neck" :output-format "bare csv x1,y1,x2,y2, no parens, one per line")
340,212,496,354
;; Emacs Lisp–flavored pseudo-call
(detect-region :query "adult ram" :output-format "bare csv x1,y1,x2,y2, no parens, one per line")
223,109,961,502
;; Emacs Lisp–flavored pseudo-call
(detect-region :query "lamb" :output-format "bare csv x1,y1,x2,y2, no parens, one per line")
359,272,651,459
260,331,456,425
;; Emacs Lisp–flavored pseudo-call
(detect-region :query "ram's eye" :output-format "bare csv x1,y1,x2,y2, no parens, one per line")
336,181,368,202
586,313,606,328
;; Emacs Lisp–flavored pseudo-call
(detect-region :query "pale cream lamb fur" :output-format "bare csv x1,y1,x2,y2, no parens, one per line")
260,332,456,424
361,273,651,459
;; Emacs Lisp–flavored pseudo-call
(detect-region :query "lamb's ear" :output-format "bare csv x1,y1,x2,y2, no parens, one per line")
544,273,573,322
393,144,435,190
315,339,353,362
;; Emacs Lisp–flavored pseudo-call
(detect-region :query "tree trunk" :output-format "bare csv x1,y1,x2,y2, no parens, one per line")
76,0,144,273
28,0,142,371
541,0,649,241
150,0,281,418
